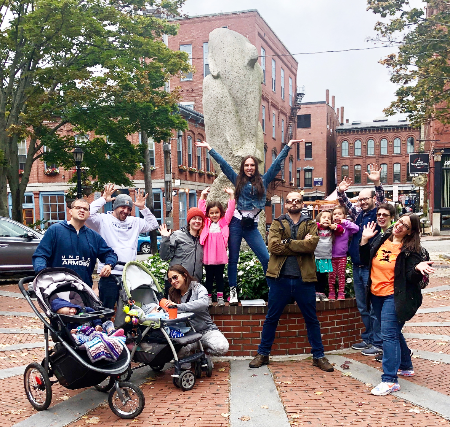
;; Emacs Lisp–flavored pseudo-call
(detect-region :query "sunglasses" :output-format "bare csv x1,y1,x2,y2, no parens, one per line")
397,219,411,230
377,213,391,218
286,199,302,205
168,274,180,283
72,206,89,212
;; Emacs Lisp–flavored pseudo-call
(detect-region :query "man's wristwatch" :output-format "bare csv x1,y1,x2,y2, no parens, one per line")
105,264,114,269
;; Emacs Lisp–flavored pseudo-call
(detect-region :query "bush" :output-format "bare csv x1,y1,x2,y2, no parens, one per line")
140,253,169,288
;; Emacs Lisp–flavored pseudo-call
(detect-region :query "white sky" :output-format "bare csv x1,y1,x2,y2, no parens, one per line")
181,0,426,123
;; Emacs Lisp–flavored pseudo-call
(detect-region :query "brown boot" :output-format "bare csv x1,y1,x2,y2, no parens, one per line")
249,353,270,368
312,356,334,372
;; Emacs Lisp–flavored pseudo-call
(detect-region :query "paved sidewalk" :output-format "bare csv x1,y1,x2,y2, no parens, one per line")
1,263,450,426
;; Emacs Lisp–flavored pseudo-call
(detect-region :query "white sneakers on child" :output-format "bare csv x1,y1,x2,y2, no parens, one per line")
229,287,239,305
217,296,225,306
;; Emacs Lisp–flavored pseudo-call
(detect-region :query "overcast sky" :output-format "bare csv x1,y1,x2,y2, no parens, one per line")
181,0,425,123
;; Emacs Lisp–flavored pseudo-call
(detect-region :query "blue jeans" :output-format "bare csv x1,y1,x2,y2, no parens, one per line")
353,264,382,348
371,294,413,383
98,275,120,309
258,277,325,359
228,216,269,288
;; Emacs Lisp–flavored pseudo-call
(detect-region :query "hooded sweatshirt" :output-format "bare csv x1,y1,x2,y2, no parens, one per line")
32,221,117,288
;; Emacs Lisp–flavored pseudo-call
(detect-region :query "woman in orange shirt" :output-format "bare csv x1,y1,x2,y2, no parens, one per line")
360,214,434,396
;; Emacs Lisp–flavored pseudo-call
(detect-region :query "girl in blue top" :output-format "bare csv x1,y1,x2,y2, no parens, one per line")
195,139,303,305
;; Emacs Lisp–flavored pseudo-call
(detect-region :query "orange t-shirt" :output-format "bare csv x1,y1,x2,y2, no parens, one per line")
370,239,402,296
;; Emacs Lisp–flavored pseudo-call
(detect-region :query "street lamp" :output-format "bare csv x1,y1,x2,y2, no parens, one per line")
73,147,84,199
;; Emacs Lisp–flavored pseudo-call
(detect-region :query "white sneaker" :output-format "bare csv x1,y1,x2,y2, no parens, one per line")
371,382,400,396
217,296,225,306
208,296,213,306
229,287,239,305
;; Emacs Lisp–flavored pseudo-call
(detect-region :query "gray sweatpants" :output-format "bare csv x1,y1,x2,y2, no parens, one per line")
178,329,229,357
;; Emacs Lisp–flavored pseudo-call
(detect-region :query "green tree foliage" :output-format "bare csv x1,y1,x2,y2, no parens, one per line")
0,0,190,220
368,0,450,127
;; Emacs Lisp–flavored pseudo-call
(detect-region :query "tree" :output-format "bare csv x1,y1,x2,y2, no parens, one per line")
0,0,190,220
368,0,450,127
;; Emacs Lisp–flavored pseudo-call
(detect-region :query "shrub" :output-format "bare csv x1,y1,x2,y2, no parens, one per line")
140,253,169,288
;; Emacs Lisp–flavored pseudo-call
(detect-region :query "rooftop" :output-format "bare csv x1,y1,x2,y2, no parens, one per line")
336,118,415,131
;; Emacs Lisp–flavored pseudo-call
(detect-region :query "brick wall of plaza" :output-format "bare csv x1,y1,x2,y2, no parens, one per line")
335,120,422,198
210,300,363,356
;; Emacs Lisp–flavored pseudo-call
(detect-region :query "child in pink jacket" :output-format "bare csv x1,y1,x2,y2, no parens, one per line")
199,187,235,306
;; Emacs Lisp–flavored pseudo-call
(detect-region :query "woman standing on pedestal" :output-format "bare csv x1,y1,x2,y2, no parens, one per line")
195,139,303,305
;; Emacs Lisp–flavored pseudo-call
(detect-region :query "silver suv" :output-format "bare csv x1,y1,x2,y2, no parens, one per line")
0,217,43,276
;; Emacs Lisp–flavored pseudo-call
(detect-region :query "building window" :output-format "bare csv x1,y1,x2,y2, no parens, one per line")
394,137,401,154
380,163,388,183
272,112,276,138
393,163,401,182
271,59,276,92
297,114,311,128
189,191,197,208
203,42,209,77
289,158,293,183
177,132,183,165
43,146,56,170
380,138,388,155
41,193,66,228
272,202,276,220
261,47,266,84
354,164,362,184
280,196,284,214
341,165,349,180
187,136,193,167
206,150,211,172
148,138,155,167
304,170,312,188
367,139,375,156
305,142,312,159
297,143,300,160
197,146,202,170
354,140,362,156
289,77,293,107
407,162,412,182
179,192,187,229
180,44,193,81
264,146,267,173
366,164,371,183
262,106,266,133
18,139,27,171
296,168,301,187
442,156,450,208
341,141,349,157
407,137,415,153
272,150,277,165
280,68,285,99
281,119,285,143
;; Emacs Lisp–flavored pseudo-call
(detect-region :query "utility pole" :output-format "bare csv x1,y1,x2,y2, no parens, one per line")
163,140,174,229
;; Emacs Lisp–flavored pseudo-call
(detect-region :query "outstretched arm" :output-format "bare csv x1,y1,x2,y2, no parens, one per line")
366,163,386,205
337,177,359,221
196,141,237,185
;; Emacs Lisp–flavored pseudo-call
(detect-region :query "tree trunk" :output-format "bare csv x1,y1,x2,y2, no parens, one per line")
142,131,158,254
0,166,8,217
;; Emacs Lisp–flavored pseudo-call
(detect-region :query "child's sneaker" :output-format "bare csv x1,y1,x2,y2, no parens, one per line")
111,328,125,337
337,292,345,300
229,287,239,306
328,292,336,300
315,293,321,302
398,369,415,377
208,296,213,306
319,293,328,301
371,382,400,396
217,296,225,306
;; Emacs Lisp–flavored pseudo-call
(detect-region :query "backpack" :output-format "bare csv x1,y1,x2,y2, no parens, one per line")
418,246,430,289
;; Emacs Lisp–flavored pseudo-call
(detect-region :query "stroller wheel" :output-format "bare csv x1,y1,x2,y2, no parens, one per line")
94,377,114,392
179,370,195,391
150,364,164,372
108,381,145,419
172,377,181,388
206,356,213,377
118,365,132,382
24,363,52,411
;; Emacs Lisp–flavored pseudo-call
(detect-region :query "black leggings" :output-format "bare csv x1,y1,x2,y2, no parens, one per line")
204,264,225,294
314,272,328,294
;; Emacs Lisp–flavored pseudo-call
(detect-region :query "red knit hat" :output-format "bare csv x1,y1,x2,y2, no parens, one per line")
186,207,205,224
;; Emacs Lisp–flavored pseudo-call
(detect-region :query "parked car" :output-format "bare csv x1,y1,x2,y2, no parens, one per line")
137,231,161,254
0,217,43,276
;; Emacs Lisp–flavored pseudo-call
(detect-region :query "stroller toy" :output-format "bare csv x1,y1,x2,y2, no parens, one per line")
19,268,145,419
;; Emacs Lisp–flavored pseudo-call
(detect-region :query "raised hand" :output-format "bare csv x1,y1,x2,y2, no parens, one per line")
102,184,116,202
195,140,212,151
415,261,435,275
200,187,211,200
287,139,305,147
338,176,352,193
366,163,381,185
224,187,235,199
134,188,148,209
361,221,378,245
159,223,172,237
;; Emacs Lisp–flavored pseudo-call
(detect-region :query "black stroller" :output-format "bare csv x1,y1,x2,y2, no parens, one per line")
18,268,145,419
114,262,213,391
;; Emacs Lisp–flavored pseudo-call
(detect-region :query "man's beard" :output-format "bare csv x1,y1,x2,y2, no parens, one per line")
288,206,302,214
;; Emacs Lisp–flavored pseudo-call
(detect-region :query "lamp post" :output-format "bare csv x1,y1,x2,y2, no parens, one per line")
73,147,84,199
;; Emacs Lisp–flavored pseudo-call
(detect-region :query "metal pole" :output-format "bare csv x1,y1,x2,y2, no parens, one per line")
163,140,173,229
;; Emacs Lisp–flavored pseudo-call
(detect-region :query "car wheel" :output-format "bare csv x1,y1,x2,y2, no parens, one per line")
140,243,151,254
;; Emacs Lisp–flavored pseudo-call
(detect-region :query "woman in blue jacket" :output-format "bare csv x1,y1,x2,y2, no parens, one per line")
195,139,303,304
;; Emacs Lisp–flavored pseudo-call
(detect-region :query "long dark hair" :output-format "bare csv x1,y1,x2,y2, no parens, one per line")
235,156,265,201
167,264,193,304
395,213,421,253
206,201,225,219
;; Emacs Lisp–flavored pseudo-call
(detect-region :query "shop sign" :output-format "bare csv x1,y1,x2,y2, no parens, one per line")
409,153,430,174
313,178,323,186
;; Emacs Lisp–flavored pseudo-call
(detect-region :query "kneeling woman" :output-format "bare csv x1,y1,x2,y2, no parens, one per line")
165,265,229,356
360,214,434,396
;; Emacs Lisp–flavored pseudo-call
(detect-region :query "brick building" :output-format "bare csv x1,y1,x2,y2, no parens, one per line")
295,90,341,199
335,119,422,201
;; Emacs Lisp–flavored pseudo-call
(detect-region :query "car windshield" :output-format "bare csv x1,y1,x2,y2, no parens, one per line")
0,220,30,238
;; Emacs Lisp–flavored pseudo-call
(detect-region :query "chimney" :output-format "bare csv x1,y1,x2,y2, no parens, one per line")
332,95,335,110
346,119,349,124
336,108,339,119
326,89,329,105
341,107,344,124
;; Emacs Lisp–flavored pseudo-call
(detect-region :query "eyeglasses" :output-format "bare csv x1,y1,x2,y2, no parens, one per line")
377,213,390,218
397,219,411,230
72,206,89,212
286,199,302,205
357,197,371,203
168,274,180,283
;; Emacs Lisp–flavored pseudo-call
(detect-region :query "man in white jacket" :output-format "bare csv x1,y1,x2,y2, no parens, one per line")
86,184,158,308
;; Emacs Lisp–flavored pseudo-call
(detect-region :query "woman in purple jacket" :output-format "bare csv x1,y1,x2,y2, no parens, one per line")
328,205,359,300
